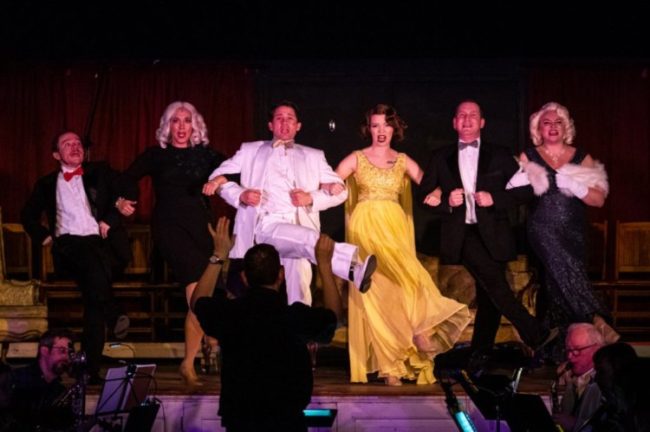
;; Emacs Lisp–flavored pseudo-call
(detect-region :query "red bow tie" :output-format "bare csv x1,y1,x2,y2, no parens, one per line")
63,166,84,182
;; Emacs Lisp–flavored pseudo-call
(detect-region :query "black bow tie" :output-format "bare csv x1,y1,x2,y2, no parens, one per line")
459,140,478,150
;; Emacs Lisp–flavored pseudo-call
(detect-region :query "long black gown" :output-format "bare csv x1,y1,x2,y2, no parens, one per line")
118,145,224,286
525,147,610,357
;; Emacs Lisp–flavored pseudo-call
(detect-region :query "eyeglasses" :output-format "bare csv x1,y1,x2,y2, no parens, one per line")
566,343,597,357
51,346,72,355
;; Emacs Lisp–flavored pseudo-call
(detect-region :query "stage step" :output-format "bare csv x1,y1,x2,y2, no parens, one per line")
5,341,218,360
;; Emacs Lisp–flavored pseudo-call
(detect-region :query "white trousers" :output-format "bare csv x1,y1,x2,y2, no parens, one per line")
255,214,358,305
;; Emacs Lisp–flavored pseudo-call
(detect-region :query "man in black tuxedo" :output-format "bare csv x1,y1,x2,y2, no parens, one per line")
420,100,556,355
21,131,131,381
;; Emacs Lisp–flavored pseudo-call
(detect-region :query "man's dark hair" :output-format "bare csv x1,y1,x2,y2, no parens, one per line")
243,243,282,286
38,329,75,357
455,99,483,117
268,100,300,122
50,131,84,152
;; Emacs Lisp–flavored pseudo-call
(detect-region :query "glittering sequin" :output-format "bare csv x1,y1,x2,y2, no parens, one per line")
354,151,405,203
525,147,610,360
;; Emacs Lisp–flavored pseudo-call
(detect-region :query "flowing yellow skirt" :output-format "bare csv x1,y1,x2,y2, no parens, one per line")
348,200,471,383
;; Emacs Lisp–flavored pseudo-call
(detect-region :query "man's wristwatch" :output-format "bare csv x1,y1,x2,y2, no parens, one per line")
209,254,225,265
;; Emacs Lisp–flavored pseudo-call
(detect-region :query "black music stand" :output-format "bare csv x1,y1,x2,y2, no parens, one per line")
435,343,556,432
95,364,157,431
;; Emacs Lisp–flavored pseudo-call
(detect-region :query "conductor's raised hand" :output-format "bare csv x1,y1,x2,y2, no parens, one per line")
208,217,234,259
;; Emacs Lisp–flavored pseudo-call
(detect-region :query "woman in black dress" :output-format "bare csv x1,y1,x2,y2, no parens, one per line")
517,101,617,358
116,101,225,386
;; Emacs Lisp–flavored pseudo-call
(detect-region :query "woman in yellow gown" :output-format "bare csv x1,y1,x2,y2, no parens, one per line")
327,104,471,385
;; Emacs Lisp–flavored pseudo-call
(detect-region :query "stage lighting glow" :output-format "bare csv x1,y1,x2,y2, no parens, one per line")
303,408,337,427
453,411,478,432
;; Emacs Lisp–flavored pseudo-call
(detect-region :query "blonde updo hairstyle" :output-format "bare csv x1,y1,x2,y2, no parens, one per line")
529,101,576,146
156,101,209,148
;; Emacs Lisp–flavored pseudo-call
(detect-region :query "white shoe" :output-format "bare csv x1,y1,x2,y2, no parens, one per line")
352,255,376,293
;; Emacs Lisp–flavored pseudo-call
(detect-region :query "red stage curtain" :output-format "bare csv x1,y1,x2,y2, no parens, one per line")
0,61,254,222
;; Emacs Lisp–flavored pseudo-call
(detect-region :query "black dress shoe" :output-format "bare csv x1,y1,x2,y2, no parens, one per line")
352,255,377,293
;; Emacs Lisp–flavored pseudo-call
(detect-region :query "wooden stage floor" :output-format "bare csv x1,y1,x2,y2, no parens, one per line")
72,346,561,431
63,343,648,431
81,345,559,397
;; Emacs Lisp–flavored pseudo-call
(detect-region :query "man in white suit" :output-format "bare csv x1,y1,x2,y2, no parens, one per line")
204,101,375,305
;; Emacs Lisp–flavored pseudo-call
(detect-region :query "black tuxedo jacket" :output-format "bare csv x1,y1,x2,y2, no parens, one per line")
21,161,131,264
419,142,533,264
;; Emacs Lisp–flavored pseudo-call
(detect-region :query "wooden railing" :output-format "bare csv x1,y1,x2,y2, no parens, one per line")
3,219,649,341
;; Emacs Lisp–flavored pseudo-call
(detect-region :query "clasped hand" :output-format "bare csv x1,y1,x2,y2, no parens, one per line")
290,189,313,207
239,188,313,207
115,197,137,216
422,188,442,207
202,176,228,196
320,182,346,196
448,188,493,207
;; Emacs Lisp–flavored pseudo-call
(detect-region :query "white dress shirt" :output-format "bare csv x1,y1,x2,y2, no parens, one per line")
55,171,99,237
260,145,297,217
458,139,480,224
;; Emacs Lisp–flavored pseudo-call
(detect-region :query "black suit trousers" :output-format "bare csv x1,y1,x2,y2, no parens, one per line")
52,234,121,374
461,226,545,351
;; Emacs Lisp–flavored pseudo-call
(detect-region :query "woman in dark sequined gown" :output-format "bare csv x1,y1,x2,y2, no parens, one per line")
516,102,617,358
116,101,225,387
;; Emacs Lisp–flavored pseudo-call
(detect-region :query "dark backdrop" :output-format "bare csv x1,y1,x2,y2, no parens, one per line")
1,59,648,263
256,60,525,253
255,60,650,256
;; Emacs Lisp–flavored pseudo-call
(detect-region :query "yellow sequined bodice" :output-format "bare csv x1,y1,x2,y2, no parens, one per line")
354,151,406,202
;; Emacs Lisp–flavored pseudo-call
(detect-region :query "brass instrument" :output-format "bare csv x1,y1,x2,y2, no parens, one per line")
552,362,573,415
550,380,561,414
51,351,93,432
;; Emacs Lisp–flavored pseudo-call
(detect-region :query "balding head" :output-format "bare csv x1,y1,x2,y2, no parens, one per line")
566,323,606,375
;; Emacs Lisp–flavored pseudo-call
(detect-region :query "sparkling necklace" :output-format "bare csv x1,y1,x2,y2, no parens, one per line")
541,145,566,165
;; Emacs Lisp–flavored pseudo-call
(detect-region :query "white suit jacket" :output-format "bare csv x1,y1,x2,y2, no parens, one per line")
210,140,347,258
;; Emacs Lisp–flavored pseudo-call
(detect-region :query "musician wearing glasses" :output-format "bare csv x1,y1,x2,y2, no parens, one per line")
0,329,76,431
554,322,606,432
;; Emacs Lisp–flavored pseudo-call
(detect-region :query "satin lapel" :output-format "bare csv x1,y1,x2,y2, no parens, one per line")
250,141,273,188
476,143,491,189
45,171,58,212
446,146,462,187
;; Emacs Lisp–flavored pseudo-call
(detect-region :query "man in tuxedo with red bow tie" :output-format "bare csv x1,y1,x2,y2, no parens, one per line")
419,100,556,357
21,131,131,382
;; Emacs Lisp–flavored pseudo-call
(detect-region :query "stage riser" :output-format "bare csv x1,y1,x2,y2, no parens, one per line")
85,394,552,431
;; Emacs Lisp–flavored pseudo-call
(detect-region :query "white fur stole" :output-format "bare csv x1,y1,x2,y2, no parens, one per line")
521,160,609,197
556,161,609,197
522,161,549,196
